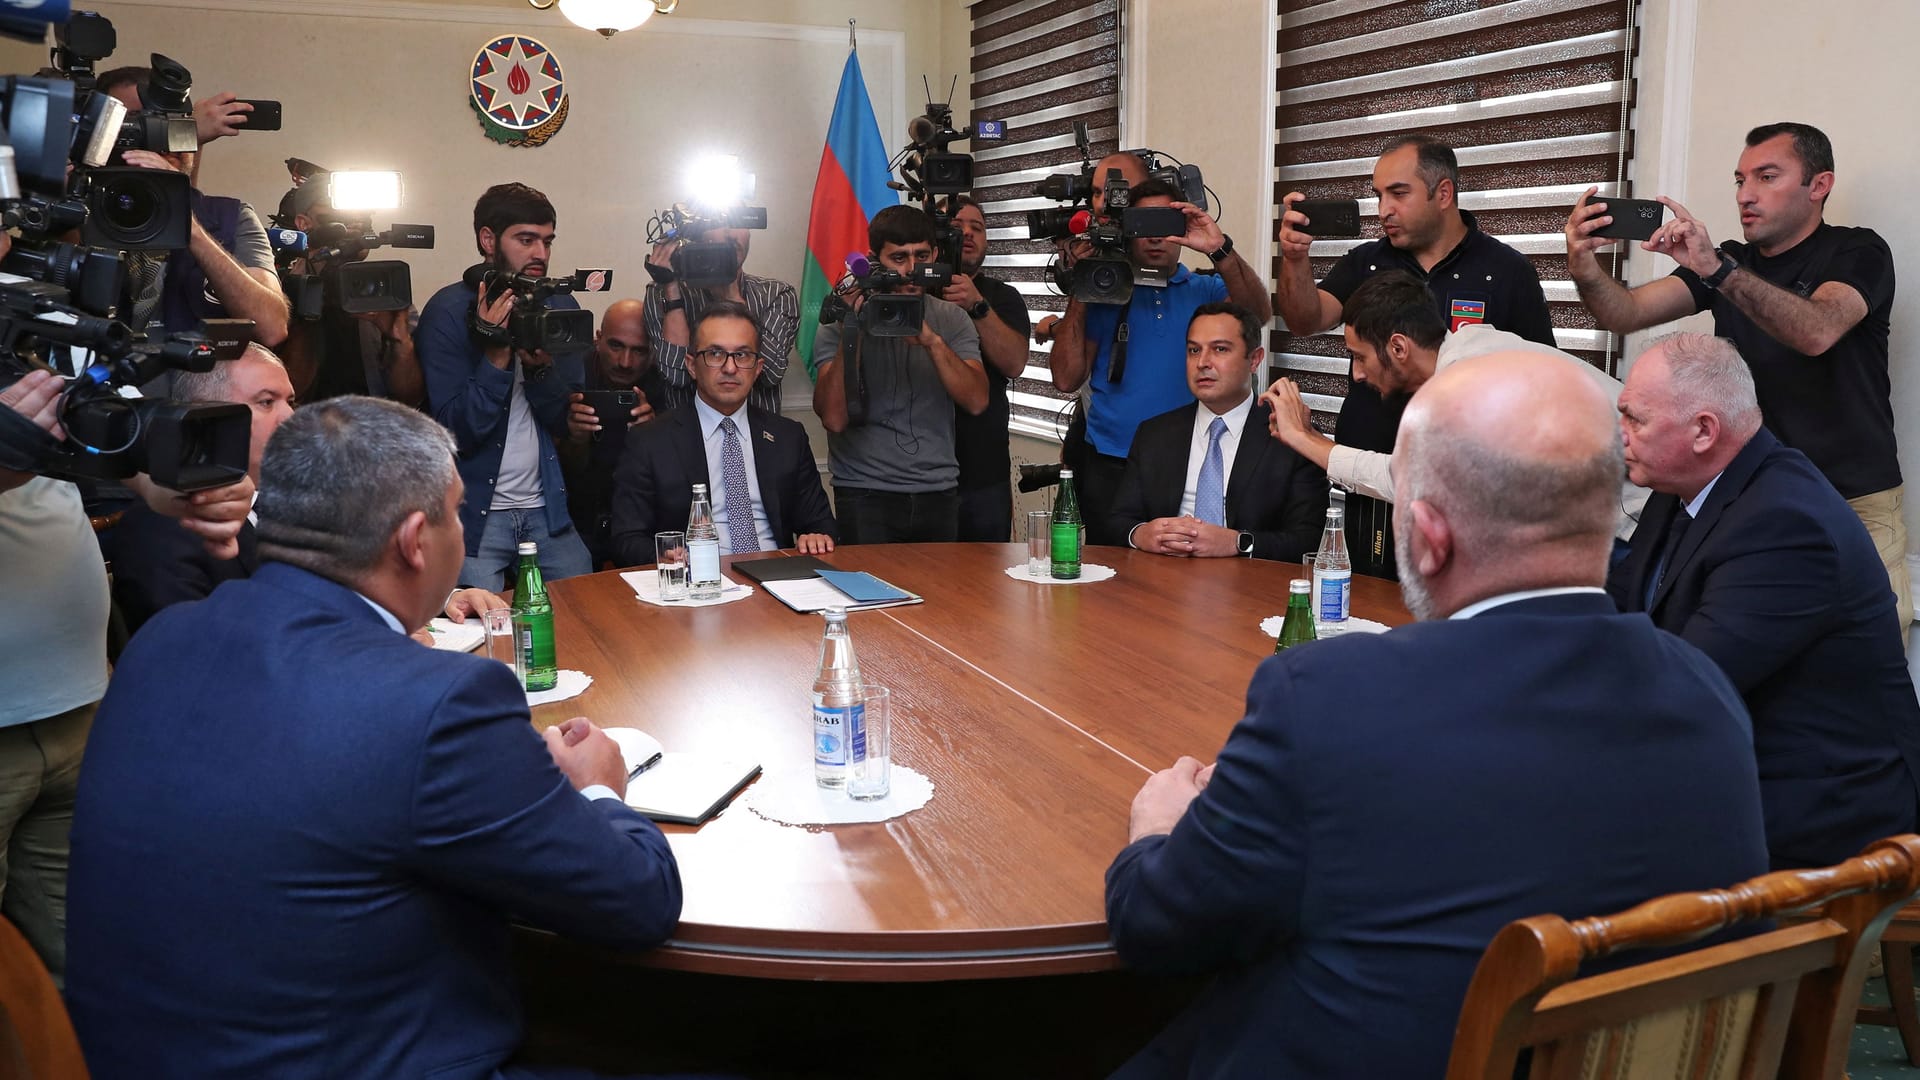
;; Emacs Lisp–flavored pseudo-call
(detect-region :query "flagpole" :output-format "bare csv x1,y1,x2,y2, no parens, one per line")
849,18,856,52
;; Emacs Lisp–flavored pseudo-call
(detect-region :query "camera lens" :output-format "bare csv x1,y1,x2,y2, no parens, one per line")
102,182,157,231
1090,264,1122,292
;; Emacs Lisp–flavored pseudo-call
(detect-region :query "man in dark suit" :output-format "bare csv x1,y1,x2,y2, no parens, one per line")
1110,303,1326,561
1608,332,1920,869
611,301,837,566
65,397,684,1079
1106,350,1769,1079
105,343,290,633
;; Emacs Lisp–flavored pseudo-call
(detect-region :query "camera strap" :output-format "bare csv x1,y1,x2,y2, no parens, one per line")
1106,298,1134,385
466,300,512,349
840,326,869,427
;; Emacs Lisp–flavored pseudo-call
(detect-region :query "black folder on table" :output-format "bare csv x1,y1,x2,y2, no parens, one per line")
731,555,834,583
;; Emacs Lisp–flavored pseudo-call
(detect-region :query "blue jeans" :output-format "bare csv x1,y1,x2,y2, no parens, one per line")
463,508,593,591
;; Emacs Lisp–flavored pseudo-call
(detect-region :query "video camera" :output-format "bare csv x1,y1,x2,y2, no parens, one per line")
272,220,436,318
815,252,950,340
271,163,437,319
1023,124,1211,305
0,281,253,490
1,29,253,492
463,263,610,358
647,202,767,289
890,79,1003,268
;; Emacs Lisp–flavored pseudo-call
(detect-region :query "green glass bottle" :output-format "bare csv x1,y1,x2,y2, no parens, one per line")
1051,468,1083,580
511,541,558,691
1275,579,1317,653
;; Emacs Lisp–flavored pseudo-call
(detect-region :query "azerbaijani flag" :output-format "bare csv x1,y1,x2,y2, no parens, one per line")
798,49,897,380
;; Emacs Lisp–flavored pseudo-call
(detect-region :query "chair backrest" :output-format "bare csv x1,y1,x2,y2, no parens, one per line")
0,914,88,1080
1446,834,1920,1080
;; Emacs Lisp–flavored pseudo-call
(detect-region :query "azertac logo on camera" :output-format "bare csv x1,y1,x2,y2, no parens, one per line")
469,35,569,148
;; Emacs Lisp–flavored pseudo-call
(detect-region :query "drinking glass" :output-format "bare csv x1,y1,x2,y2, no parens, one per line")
1026,510,1052,579
847,685,892,801
483,607,520,681
656,531,689,600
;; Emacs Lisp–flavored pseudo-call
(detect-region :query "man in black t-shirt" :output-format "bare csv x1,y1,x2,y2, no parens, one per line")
1274,135,1555,579
1567,122,1909,624
940,195,1032,541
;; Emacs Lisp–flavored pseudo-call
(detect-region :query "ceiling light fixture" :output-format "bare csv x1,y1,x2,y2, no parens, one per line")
526,0,675,38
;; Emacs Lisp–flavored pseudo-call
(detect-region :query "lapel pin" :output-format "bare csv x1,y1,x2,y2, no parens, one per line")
762,430,775,443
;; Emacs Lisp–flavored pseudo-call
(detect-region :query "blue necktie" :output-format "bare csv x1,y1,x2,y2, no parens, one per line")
1196,416,1227,526
719,417,761,556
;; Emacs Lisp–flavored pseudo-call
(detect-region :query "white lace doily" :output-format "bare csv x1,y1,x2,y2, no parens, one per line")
526,668,593,706
1003,563,1117,586
1258,615,1391,638
746,764,934,827
621,571,754,608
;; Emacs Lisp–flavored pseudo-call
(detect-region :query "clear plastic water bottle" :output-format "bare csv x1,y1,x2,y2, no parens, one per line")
812,607,863,788
687,483,722,600
1313,505,1352,635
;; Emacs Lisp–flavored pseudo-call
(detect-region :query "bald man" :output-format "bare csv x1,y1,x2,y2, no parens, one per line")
1104,351,1768,1080
561,299,661,569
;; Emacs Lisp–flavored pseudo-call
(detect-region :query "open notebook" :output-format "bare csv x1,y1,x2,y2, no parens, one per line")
604,727,760,826
732,556,923,613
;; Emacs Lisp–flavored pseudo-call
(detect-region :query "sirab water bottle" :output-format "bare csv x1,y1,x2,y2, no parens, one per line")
687,483,722,600
1275,578,1317,653
1051,468,1083,580
1313,506,1352,635
812,607,864,788
511,542,558,691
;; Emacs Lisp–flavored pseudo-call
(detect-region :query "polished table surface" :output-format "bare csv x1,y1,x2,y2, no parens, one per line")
532,544,1410,981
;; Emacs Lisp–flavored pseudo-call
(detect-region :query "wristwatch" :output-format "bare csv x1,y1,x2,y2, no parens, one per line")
1236,531,1255,557
1701,250,1739,291
967,299,991,320
1208,235,1235,264
662,297,686,313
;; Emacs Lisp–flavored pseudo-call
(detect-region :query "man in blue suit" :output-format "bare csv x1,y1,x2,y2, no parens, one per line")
65,397,684,1080
610,302,837,567
1105,350,1770,1079
1608,332,1920,869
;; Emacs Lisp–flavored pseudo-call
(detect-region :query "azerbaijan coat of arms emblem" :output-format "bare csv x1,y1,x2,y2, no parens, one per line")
470,35,569,148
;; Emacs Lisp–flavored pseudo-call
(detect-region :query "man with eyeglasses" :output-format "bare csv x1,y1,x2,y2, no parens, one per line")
610,301,837,566
813,205,988,544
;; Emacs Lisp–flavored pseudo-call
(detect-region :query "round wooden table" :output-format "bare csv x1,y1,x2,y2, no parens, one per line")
532,543,1410,981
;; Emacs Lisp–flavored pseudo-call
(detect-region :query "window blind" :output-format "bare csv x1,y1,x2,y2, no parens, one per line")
969,0,1125,439
1270,0,1643,421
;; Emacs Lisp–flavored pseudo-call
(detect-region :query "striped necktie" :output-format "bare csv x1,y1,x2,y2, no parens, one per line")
719,417,761,555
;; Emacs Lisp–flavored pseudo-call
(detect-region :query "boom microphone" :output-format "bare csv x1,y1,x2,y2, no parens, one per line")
845,252,871,279
1068,209,1094,235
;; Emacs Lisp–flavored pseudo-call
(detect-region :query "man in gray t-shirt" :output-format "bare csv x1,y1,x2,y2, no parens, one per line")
812,206,986,544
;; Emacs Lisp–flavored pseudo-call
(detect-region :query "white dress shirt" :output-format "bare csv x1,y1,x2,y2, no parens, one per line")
1178,393,1257,519
693,396,776,555
1449,586,1608,620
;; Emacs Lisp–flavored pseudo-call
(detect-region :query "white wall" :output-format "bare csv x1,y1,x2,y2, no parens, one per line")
1127,0,1273,286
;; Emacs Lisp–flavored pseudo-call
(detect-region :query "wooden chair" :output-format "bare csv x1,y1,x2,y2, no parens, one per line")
1445,834,1920,1080
0,913,88,1079
1855,900,1920,1064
